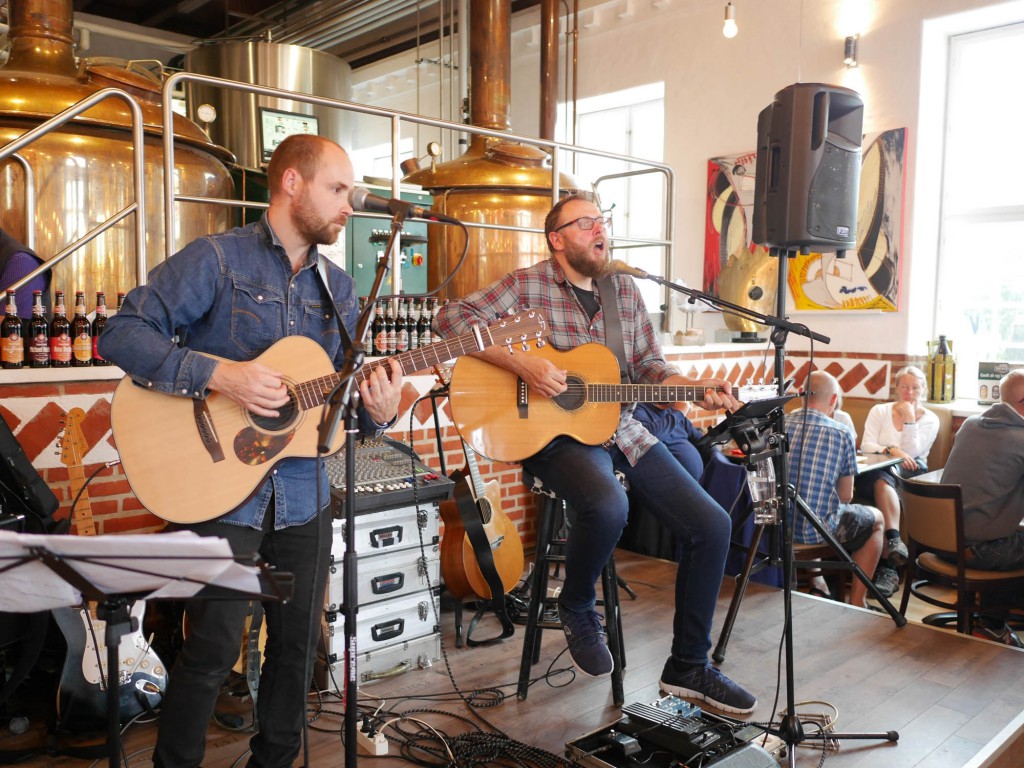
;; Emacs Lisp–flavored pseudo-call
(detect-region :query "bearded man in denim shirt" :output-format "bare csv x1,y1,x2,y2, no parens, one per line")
99,134,402,768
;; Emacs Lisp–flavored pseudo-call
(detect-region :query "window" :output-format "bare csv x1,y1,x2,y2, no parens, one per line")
935,22,1024,394
559,84,667,316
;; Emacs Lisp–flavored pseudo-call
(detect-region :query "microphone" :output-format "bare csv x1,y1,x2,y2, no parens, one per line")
607,259,652,280
348,187,460,224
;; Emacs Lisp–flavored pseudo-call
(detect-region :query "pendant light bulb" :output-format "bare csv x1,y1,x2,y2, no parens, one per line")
723,2,738,39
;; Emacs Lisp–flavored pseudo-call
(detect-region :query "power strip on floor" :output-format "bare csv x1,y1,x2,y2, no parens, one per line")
356,728,389,756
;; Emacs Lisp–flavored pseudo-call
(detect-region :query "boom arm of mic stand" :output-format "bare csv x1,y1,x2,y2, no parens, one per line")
643,272,831,345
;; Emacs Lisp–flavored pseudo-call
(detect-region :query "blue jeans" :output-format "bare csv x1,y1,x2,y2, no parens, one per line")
523,437,732,664
154,507,332,768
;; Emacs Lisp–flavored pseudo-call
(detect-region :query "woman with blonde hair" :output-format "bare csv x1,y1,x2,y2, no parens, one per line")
855,366,940,596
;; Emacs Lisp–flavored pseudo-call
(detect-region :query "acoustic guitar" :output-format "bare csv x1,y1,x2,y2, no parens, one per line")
448,342,779,463
109,310,548,523
51,408,167,727
439,439,525,601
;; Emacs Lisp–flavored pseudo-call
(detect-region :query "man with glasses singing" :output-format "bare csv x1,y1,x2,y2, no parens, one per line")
434,194,757,714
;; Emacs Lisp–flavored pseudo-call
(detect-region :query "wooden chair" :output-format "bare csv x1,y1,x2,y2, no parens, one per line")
897,475,1024,635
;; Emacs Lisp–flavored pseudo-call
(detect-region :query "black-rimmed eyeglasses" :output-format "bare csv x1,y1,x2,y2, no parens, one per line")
554,215,611,233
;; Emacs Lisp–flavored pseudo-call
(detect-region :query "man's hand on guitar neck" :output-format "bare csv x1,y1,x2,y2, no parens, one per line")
663,373,740,413
473,345,568,398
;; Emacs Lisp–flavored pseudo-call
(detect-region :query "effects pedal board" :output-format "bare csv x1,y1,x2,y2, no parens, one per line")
566,695,777,768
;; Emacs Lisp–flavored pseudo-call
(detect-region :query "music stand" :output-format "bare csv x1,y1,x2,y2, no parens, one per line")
0,531,293,768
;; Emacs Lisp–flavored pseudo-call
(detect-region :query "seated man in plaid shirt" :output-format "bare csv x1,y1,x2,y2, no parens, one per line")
787,371,885,606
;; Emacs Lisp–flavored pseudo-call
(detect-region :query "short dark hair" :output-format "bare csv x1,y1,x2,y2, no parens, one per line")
543,194,589,254
266,134,332,194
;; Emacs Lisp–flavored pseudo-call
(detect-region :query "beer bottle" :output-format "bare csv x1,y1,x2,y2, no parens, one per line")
384,300,396,356
1,290,23,369
408,298,420,350
92,291,111,366
418,298,433,348
27,290,49,368
71,290,92,367
395,297,409,354
372,300,387,356
50,290,72,367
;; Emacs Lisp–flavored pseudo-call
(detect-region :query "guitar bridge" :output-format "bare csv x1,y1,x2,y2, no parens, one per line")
516,376,529,419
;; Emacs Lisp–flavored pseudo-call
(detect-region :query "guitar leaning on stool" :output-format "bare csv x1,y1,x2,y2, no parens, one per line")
439,439,525,647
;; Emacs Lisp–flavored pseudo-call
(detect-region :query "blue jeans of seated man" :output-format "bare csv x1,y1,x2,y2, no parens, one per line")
522,437,732,664
154,506,332,768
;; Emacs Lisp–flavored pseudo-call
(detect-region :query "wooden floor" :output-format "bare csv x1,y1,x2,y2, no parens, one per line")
4,549,1024,767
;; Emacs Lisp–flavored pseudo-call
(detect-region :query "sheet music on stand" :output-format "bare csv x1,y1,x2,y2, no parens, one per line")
0,530,291,613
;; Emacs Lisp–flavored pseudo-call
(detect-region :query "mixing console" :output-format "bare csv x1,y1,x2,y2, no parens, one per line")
326,436,453,513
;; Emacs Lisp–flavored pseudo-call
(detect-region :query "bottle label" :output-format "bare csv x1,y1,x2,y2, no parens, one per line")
29,333,49,365
51,334,72,363
374,331,388,355
2,333,23,364
396,330,409,353
420,329,432,347
73,333,92,362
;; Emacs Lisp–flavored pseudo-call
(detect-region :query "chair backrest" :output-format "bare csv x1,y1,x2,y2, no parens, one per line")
897,475,965,556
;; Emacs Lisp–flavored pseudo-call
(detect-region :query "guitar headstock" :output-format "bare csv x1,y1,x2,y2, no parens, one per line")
59,408,89,469
736,384,787,405
484,308,549,354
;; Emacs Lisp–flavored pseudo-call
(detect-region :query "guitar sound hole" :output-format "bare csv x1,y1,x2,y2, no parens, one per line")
250,391,298,431
552,374,586,412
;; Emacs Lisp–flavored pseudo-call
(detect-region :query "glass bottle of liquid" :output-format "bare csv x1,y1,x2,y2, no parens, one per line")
49,290,72,368
1,290,23,369
92,291,111,366
27,290,50,368
71,290,92,367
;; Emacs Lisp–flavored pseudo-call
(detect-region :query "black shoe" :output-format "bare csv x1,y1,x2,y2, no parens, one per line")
659,658,757,714
557,602,613,677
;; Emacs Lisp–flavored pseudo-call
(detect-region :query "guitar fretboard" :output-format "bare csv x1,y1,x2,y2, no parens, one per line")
291,311,546,412
585,384,721,403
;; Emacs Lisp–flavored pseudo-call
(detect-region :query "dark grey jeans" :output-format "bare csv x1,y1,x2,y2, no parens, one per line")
153,506,331,768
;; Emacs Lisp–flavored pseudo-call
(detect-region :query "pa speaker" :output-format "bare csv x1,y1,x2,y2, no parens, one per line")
752,83,864,254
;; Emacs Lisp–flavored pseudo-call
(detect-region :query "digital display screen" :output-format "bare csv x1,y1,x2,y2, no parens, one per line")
258,107,320,164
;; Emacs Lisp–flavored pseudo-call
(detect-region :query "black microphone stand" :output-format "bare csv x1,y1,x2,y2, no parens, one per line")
318,209,408,768
623,256,900,763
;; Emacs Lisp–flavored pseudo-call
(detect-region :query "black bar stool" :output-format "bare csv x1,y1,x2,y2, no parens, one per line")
516,474,625,705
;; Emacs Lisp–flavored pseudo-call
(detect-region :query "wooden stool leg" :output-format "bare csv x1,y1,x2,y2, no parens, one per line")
517,497,559,701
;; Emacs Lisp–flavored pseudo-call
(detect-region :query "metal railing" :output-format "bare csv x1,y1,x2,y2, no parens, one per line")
0,87,147,292
160,71,675,294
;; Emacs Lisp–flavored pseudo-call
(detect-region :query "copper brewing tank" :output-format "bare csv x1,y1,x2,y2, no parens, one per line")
404,0,583,300
0,0,234,302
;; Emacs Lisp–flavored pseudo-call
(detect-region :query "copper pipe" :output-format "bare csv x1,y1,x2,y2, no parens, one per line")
469,0,510,132
540,0,558,139
6,0,76,75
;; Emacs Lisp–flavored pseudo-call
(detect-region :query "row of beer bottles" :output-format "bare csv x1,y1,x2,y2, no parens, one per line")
1,289,124,369
363,296,439,357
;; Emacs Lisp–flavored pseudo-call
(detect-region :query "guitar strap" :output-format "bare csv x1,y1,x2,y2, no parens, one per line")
449,471,516,646
596,276,629,384
314,256,356,353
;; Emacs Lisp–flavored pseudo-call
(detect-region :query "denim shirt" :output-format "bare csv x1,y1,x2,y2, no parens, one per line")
99,214,383,529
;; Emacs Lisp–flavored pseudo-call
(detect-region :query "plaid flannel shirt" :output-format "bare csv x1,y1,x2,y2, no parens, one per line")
433,257,679,465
